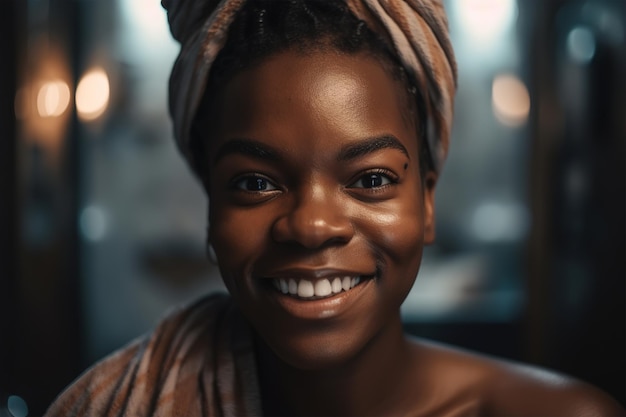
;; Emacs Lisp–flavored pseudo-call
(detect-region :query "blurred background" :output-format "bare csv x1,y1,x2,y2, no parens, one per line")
0,0,624,415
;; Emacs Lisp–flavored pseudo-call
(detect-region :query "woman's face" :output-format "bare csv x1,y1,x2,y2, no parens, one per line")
205,50,435,369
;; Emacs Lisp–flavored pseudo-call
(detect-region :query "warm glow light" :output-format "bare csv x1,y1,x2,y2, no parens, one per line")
456,0,517,44
492,74,530,127
36,80,71,118
124,0,169,37
76,68,110,121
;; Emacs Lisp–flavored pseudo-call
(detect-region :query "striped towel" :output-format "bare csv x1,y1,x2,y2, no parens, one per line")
45,294,262,416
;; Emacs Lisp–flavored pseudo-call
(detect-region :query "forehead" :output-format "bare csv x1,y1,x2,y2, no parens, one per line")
207,50,419,162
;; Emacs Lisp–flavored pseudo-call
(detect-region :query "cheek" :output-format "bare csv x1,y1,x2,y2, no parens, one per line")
355,192,426,301
360,196,425,264
370,210,422,254
208,205,272,288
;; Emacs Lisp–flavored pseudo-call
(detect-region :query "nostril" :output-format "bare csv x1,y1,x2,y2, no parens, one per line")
271,209,354,249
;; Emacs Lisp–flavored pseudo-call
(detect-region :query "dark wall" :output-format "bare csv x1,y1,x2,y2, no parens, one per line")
527,0,625,404
1,1,84,415
0,0,19,409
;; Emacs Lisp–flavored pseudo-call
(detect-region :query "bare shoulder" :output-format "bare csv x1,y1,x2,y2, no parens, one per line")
411,338,625,417
484,358,624,416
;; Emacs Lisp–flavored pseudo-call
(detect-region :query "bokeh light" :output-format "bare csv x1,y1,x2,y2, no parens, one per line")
455,0,518,45
471,201,529,243
76,68,110,121
36,80,71,118
7,395,29,417
567,26,596,64
492,74,530,127
79,205,109,242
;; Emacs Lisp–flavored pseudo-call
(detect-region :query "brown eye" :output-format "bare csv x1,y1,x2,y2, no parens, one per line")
349,173,393,189
233,175,278,192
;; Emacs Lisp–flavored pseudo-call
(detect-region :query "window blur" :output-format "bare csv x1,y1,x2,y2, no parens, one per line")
1,0,624,415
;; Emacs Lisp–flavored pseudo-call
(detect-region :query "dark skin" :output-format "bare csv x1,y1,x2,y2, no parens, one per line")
201,50,624,416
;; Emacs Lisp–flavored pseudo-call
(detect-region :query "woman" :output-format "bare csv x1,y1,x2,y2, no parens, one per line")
46,0,624,416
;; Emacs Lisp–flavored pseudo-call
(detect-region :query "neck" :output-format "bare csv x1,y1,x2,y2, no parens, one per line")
255,313,415,416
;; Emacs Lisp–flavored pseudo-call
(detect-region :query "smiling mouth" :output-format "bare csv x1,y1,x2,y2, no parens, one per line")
270,276,369,300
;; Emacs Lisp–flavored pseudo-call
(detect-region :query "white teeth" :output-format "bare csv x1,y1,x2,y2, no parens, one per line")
288,279,298,295
297,280,314,297
331,277,342,294
314,279,332,297
274,276,366,298
279,279,288,294
342,276,351,291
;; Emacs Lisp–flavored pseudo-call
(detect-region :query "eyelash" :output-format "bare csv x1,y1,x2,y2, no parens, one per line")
347,169,399,190
230,174,280,193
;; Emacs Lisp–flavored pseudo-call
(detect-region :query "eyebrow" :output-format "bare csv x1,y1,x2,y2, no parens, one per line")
212,134,409,166
212,138,281,166
337,135,409,161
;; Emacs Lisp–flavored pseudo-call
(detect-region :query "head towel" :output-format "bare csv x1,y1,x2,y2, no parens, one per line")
162,0,457,174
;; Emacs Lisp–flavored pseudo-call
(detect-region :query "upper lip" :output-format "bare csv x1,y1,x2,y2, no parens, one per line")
262,267,374,280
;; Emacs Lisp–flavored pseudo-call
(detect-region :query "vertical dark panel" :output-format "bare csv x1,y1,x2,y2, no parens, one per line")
0,0,18,404
6,0,84,414
528,0,625,405
526,0,565,369
551,14,626,403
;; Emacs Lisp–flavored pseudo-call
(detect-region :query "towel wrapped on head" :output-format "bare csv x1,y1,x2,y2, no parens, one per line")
162,0,457,174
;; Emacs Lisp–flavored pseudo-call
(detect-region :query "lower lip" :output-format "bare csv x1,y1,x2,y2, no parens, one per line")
265,278,374,321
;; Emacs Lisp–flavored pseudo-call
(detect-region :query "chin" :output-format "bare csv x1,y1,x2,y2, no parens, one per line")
257,322,370,371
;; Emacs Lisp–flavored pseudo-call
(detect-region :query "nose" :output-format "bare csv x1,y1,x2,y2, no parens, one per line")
271,184,354,249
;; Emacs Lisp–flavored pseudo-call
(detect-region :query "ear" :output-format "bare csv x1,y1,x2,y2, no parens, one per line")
423,171,437,245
